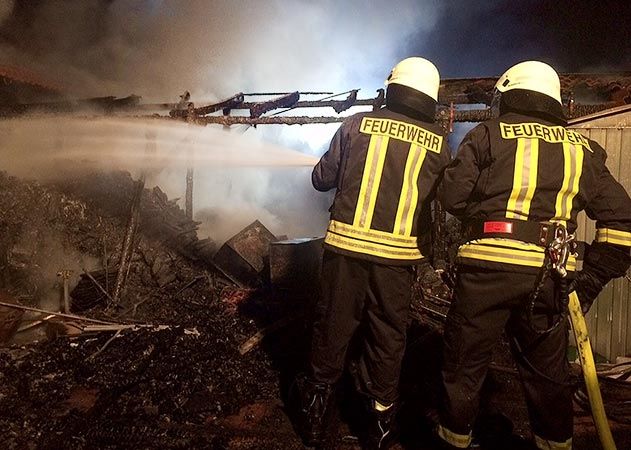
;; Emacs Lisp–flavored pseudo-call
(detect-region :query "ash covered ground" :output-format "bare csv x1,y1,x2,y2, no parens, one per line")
0,171,629,450
0,170,306,449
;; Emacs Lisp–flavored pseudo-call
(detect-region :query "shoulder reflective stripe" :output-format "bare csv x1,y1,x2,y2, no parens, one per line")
437,424,472,449
458,242,577,270
596,228,631,246
506,138,539,220
324,232,422,260
394,143,427,236
328,220,418,246
534,434,573,450
353,135,389,229
554,142,584,222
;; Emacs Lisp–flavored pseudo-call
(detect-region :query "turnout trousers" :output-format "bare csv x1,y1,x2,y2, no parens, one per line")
309,250,414,405
438,266,573,449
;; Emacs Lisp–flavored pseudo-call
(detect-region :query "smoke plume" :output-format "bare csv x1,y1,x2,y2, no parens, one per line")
0,0,440,100
0,0,444,244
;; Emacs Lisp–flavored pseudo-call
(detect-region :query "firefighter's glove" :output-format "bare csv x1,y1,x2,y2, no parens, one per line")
570,242,631,314
569,270,603,314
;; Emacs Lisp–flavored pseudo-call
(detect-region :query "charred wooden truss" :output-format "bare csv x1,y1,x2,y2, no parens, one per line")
2,71,631,126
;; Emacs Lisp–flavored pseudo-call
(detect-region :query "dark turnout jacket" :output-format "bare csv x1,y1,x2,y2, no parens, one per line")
313,108,451,265
439,112,631,272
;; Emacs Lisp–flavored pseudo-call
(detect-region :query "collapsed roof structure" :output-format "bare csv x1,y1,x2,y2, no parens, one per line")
2,71,631,126
1,68,631,448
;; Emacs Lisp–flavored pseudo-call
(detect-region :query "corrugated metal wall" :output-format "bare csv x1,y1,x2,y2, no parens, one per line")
571,113,631,361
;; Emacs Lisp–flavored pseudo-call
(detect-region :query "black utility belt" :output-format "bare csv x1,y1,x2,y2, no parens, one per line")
463,220,567,247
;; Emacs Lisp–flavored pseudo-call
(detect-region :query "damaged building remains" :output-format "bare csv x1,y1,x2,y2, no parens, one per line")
0,64,630,449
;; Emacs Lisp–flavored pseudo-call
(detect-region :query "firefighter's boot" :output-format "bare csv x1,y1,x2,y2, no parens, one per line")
296,376,335,447
364,399,397,449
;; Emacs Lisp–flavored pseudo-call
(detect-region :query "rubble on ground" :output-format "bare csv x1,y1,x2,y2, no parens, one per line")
0,170,630,450
0,170,306,449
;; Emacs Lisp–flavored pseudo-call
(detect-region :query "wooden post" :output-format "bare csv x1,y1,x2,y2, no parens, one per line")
185,167,194,220
57,269,72,313
112,177,144,304
185,103,195,220
111,131,153,305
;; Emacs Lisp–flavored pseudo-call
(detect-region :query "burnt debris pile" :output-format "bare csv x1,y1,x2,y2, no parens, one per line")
0,170,309,449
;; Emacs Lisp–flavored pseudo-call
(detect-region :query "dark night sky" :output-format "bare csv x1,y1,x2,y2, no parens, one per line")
413,0,631,77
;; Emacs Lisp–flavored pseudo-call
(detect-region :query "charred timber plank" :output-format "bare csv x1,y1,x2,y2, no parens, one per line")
82,268,118,306
210,97,376,112
198,115,346,125
239,312,304,355
249,92,300,118
112,177,145,304
195,111,487,125
331,90,358,113
0,301,118,325
245,91,334,96
191,93,245,117
86,329,123,360
373,88,385,111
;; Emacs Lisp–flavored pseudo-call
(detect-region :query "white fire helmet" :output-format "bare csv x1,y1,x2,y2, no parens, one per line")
494,61,562,105
386,57,440,102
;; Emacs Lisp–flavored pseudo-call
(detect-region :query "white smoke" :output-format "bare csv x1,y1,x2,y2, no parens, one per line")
0,0,442,244
0,0,441,100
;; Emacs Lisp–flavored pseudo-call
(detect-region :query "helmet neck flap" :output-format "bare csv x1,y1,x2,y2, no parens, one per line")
499,89,567,126
386,83,437,123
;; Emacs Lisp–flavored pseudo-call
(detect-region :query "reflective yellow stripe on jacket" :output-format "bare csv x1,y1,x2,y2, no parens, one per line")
596,227,631,246
324,117,442,262
506,137,539,220
553,142,584,222
394,144,427,236
457,238,577,271
501,123,588,223
353,134,389,229
324,220,423,261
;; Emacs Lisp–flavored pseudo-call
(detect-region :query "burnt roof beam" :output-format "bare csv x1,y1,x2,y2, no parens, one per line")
191,104,613,126
190,92,245,117
249,91,300,118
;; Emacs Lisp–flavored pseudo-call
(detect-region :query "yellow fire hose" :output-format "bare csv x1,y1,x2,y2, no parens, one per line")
568,291,617,450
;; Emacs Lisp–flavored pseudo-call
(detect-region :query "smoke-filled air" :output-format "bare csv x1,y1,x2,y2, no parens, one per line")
0,0,441,244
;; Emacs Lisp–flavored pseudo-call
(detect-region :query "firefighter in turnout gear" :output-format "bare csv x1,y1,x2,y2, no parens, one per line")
436,60,631,450
295,57,451,449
